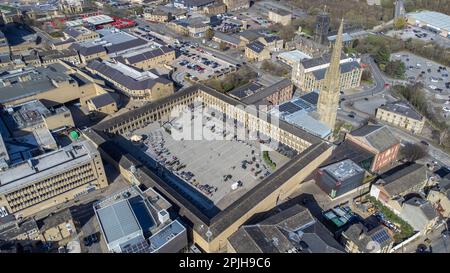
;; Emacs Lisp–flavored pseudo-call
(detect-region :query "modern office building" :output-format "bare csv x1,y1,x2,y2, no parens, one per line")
317,159,366,199
0,140,108,218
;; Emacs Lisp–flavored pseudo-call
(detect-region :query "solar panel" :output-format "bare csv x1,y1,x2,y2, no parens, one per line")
279,102,302,114
122,240,151,253
371,229,391,245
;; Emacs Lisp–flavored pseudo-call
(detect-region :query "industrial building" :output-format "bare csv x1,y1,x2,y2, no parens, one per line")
94,186,187,253
84,84,332,252
407,11,450,38
316,159,366,199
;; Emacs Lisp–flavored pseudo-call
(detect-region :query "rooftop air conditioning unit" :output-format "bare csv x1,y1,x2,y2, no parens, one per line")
158,209,170,224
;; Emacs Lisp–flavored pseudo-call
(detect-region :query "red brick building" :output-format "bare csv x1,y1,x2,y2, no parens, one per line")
345,125,400,173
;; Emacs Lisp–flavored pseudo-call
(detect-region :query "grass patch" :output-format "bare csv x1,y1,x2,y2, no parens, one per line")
367,196,415,243
262,151,276,170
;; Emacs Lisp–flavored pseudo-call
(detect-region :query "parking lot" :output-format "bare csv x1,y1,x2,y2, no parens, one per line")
386,25,450,48
391,51,449,92
172,41,237,82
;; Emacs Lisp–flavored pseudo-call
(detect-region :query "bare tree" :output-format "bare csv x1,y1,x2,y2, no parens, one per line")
400,143,427,162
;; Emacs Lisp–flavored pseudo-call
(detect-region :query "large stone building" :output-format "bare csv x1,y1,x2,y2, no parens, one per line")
268,9,292,26
63,26,100,43
0,139,107,218
316,19,344,131
114,46,176,71
376,101,425,135
84,84,332,252
0,61,103,107
370,163,428,214
222,0,250,12
292,52,362,93
86,59,174,102
228,78,293,107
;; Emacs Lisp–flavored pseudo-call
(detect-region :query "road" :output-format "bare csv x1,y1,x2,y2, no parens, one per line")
342,55,387,101
394,221,447,253
394,0,405,19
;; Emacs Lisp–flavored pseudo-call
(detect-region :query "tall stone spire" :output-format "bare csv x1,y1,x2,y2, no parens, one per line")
317,18,344,133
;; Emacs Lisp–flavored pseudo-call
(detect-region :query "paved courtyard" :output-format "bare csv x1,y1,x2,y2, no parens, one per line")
130,102,290,210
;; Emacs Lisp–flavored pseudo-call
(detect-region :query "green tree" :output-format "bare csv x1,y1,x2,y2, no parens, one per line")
393,17,407,30
219,41,227,51
375,45,391,65
384,60,405,78
205,28,214,40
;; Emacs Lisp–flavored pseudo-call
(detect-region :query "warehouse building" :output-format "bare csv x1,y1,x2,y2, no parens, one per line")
407,11,450,38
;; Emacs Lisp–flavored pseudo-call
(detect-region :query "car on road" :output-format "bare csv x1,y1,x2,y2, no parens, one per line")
420,140,429,146
348,114,355,118
416,244,428,253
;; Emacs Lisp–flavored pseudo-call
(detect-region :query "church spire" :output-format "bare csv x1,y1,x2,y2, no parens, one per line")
317,18,344,134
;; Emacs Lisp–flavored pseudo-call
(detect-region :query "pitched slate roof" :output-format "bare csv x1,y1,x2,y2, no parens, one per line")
87,60,171,91
349,125,399,152
115,46,174,65
378,163,427,196
342,223,393,252
403,197,437,221
228,205,344,253
90,92,116,108
312,61,360,80
246,40,266,53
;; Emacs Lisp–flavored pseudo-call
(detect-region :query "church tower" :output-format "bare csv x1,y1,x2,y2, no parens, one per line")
317,18,344,132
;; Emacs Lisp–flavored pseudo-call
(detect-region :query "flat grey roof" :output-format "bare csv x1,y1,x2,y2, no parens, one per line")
408,11,450,33
0,140,97,194
321,159,365,181
148,219,185,252
96,199,141,244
